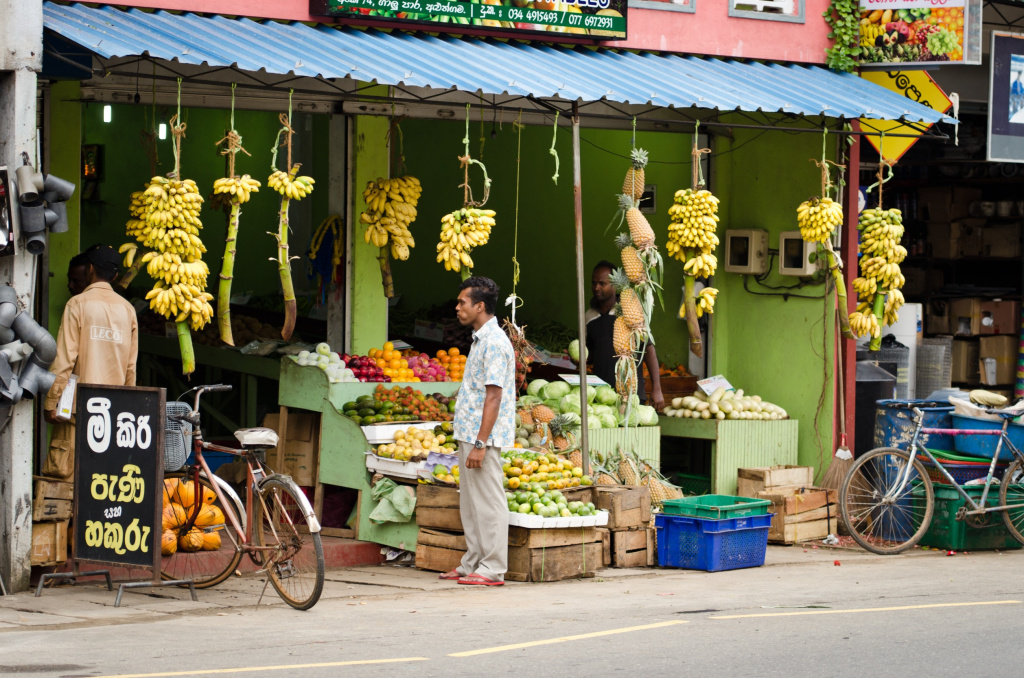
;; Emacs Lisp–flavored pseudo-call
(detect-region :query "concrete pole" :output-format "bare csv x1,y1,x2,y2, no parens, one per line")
0,0,43,593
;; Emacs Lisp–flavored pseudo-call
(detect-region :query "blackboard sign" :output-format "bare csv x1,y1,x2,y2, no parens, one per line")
74,385,165,571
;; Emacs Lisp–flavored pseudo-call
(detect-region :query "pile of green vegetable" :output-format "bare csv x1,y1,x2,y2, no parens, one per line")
517,378,659,430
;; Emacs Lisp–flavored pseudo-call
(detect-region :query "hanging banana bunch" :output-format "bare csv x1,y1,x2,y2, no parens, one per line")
436,208,496,280
667,175,718,359
267,165,313,341
849,206,907,350
212,175,261,346
361,175,422,298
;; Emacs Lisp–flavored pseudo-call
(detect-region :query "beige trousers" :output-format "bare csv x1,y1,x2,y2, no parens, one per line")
456,441,508,581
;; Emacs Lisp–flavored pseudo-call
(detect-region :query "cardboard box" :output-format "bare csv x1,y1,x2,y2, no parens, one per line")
926,299,951,335
981,223,1021,258
736,465,814,498
31,520,68,565
413,319,445,343
949,297,983,336
951,338,980,384
979,300,1020,335
918,187,981,222
979,335,1017,386
415,484,463,532
263,411,320,487
902,268,944,300
593,486,651,529
32,477,73,522
927,220,984,259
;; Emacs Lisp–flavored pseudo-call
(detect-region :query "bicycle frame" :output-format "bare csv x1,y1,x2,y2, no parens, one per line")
889,406,1024,517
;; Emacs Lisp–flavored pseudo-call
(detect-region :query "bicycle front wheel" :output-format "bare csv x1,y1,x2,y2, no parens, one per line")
254,477,324,610
839,447,934,554
161,471,244,588
999,459,1024,544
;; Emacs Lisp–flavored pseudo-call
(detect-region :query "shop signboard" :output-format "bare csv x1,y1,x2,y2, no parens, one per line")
860,70,952,163
858,0,982,66
309,0,627,40
988,32,1024,164
74,385,165,571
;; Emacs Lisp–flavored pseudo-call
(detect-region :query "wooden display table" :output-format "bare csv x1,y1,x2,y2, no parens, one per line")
658,417,799,495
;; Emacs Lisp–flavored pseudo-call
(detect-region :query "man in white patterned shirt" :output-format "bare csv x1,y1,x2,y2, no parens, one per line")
442,276,515,586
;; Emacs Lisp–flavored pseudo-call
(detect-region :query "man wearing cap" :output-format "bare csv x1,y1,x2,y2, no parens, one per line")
42,245,139,479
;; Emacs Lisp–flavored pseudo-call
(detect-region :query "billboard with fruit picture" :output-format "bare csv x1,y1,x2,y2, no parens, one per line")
310,0,627,40
858,0,982,66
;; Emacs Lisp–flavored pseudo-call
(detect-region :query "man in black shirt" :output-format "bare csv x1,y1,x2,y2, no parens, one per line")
584,260,664,410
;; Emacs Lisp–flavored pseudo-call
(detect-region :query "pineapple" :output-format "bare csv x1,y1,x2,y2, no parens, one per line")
595,469,620,485
612,316,636,356
617,232,646,284
615,363,637,400
548,413,580,452
622,147,648,201
568,449,583,468
620,194,655,248
609,269,646,330
618,455,640,486
518,408,534,426
531,403,556,425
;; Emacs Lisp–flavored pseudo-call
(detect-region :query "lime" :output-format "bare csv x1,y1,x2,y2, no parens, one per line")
517,503,531,514
532,503,545,514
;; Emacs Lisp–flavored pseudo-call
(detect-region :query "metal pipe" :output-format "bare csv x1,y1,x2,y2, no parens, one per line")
572,102,590,477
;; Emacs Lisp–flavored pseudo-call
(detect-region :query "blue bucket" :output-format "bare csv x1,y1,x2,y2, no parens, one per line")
874,400,953,452
950,414,1022,461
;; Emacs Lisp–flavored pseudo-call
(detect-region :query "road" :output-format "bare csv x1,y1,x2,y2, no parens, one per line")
1,546,1022,677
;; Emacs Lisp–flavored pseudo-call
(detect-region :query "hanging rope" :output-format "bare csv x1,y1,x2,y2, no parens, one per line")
506,112,525,327
170,77,187,179
457,103,491,207
866,131,894,207
215,84,250,178
690,120,711,189
271,89,295,171
549,110,560,185
811,126,843,199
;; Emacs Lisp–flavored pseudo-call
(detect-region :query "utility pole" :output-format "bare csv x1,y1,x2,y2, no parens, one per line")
0,0,44,593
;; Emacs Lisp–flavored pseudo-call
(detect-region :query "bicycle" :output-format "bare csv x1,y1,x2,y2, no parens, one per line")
160,384,325,609
839,402,1024,555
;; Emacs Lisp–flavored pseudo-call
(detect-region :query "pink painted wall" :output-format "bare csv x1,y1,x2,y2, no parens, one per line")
110,0,830,64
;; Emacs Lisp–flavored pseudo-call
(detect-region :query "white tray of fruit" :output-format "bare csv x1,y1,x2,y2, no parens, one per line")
363,422,441,444
364,452,427,479
506,489,608,528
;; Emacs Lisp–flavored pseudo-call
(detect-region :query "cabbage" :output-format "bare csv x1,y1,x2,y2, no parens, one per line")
637,405,659,426
598,412,620,428
527,379,549,397
595,385,619,406
562,412,582,426
567,339,587,362
517,395,541,409
541,381,571,400
559,394,582,415
544,398,562,412
588,417,604,429
592,404,613,417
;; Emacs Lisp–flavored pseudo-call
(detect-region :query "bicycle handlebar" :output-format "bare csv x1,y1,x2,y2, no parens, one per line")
203,384,233,393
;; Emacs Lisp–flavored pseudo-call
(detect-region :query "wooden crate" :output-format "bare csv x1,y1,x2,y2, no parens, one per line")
506,542,603,582
737,465,814,498
600,527,655,568
508,526,600,549
415,528,467,573
593,486,651,529
773,516,838,544
32,476,73,522
31,520,68,566
757,487,838,544
416,484,463,532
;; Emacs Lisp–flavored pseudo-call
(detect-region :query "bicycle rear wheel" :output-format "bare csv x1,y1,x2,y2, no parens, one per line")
254,476,324,610
161,471,244,588
999,459,1024,544
839,447,934,554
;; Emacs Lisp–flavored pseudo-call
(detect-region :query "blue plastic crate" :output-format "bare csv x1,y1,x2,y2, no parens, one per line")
655,513,771,572
185,450,237,474
950,414,1021,461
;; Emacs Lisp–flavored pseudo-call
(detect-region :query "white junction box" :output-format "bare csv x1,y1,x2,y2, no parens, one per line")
778,231,819,277
723,229,769,275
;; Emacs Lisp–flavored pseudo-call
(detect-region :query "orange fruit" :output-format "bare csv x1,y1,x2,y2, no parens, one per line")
389,358,401,369
441,355,451,365
436,350,447,359
383,341,394,352
449,347,460,357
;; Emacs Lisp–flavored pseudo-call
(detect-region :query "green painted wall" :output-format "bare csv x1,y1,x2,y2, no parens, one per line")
47,82,82,333
77,103,330,302
710,124,836,470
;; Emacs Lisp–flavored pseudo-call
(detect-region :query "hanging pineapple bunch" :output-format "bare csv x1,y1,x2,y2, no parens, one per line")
212,175,261,346
849,207,907,350
361,176,422,259
436,207,496,278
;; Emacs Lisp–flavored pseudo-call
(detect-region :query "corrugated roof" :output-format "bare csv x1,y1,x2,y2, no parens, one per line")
42,2,951,124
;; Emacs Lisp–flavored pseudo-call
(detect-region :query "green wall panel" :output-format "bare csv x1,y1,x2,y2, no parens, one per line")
47,82,82,333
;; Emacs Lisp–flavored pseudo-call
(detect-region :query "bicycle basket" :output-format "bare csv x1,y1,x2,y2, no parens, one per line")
164,401,193,472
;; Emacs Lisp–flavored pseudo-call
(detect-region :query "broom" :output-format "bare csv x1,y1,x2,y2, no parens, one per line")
821,313,853,491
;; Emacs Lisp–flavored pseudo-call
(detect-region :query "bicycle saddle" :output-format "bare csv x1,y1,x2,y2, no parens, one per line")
234,427,279,448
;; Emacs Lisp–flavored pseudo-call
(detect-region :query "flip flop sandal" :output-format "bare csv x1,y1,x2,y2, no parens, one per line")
458,573,504,586
438,569,462,580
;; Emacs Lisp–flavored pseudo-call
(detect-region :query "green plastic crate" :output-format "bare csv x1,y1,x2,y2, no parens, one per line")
919,485,1022,551
676,473,711,496
662,494,772,520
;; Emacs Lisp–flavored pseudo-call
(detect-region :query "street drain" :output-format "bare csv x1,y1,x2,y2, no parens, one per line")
675,609,720,614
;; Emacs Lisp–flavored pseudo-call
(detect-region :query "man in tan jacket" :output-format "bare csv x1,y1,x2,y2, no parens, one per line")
43,245,139,479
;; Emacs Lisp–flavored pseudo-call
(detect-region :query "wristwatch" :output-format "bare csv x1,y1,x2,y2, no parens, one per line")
473,439,486,450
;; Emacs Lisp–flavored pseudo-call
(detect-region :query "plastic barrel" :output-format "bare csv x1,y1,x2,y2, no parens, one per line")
873,400,953,453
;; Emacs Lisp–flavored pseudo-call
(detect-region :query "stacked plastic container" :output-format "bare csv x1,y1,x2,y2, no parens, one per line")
655,495,772,572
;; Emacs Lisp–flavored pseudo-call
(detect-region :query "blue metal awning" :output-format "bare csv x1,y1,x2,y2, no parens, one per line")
42,2,952,125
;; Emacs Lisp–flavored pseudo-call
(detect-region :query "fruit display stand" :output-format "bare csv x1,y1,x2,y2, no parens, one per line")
278,358,460,550
659,418,799,495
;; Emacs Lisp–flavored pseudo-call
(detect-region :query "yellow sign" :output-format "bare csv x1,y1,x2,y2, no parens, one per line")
860,70,952,164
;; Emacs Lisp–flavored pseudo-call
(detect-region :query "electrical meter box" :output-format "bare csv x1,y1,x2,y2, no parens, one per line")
723,229,768,275
778,230,818,277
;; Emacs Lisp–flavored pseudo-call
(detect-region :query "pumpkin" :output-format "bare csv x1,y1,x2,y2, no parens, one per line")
174,479,198,509
199,484,217,505
162,503,187,531
163,478,179,506
178,528,204,552
161,530,178,556
194,504,225,529
201,531,221,551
